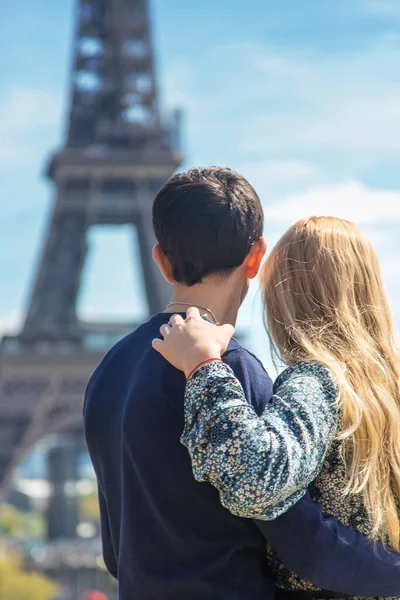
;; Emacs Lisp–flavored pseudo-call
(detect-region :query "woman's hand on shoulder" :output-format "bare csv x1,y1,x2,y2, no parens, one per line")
152,307,234,378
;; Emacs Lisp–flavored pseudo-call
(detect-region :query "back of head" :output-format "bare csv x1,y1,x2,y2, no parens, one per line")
262,216,396,361
261,215,400,549
152,166,264,285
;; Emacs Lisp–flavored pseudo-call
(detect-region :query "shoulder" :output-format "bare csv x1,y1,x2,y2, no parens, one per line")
85,330,136,388
222,340,274,415
274,361,338,401
223,339,268,373
85,317,173,400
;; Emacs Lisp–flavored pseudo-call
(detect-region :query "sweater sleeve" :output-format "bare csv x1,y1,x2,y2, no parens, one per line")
181,360,338,520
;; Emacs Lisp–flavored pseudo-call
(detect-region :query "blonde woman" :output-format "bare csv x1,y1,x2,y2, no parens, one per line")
153,216,400,598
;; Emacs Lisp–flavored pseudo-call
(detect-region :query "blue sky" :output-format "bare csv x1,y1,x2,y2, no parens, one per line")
0,0,399,371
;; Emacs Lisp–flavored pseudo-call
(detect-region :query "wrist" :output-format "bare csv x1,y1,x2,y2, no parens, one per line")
181,343,224,379
186,357,223,380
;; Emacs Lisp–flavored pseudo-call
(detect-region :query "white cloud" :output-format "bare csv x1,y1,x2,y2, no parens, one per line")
0,309,23,339
165,35,400,178
364,1,400,17
163,60,203,111
239,37,400,164
79,304,145,323
240,160,318,188
0,85,62,168
266,180,400,223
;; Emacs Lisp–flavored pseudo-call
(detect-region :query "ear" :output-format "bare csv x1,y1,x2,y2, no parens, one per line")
245,237,267,279
152,244,175,284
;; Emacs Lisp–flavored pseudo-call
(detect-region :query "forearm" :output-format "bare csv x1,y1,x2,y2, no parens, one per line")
181,361,337,520
257,492,400,596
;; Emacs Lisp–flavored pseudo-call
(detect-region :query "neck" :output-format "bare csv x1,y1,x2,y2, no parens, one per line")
165,276,246,326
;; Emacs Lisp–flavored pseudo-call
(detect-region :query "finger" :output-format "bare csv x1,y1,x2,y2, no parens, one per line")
152,338,163,352
169,314,184,327
186,306,201,320
159,323,171,338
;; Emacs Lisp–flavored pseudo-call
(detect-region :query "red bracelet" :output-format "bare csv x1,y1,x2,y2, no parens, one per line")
186,358,223,381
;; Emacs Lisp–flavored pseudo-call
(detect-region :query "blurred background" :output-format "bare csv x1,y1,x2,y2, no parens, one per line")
0,0,399,598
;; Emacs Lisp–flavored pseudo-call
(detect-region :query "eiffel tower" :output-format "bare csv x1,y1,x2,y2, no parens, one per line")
0,0,181,537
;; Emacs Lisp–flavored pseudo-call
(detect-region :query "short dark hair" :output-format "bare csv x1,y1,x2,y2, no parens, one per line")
152,166,264,286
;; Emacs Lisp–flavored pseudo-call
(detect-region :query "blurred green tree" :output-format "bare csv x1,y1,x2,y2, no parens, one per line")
79,488,100,522
0,504,20,536
0,554,58,600
0,503,45,539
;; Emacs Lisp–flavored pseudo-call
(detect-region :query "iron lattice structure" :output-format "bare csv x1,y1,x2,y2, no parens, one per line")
0,0,181,535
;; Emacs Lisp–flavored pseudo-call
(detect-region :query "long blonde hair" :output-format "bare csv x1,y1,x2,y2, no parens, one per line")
261,216,400,549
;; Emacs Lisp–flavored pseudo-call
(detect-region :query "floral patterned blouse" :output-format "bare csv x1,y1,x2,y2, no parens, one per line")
181,359,339,520
181,359,399,600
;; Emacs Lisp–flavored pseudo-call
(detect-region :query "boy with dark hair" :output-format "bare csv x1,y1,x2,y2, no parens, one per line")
152,167,264,286
84,167,400,600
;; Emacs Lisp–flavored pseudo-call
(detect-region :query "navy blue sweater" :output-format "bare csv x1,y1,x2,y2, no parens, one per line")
84,313,400,599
